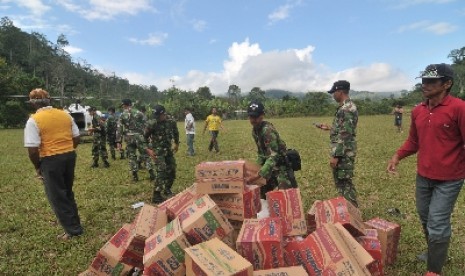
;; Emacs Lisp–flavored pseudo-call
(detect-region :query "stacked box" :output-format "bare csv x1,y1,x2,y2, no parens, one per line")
236,217,286,270
365,218,401,266
120,204,168,268
314,196,365,237
184,237,253,276
158,184,199,220
284,223,374,275
178,195,234,246
209,185,261,221
85,224,133,276
306,200,320,235
266,188,307,236
357,230,383,276
143,218,191,276
253,266,308,276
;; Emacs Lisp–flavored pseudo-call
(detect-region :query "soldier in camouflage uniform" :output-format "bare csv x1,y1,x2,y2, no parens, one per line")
116,99,155,182
88,107,110,168
247,101,295,199
106,107,117,160
318,80,358,207
144,105,180,204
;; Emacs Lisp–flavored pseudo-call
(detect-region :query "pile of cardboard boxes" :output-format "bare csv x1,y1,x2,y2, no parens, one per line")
79,160,401,276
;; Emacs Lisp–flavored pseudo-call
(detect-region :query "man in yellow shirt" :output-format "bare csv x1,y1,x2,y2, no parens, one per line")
203,107,225,153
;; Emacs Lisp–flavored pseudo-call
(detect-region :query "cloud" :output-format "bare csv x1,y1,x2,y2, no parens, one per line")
63,45,83,55
397,20,457,35
268,4,291,24
392,0,455,9
191,19,207,32
128,33,168,46
5,0,50,16
58,0,155,21
124,39,412,94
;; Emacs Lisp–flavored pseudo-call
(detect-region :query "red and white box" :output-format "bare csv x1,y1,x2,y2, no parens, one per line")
365,217,401,266
158,184,200,220
209,185,261,221
357,229,383,276
266,188,307,236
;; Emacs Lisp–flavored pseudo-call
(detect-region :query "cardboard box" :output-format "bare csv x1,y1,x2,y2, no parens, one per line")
266,188,307,236
365,217,401,266
253,266,308,276
158,184,200,220
357,234,383,276
143,218,191,276
210,185,261,221
306,200,320,235
195,160,259,180
86,224,133,276
121,204,168,268
284,223,373,275
236,218,285,270
314,197,365,237
178,195,234,245
196,178,245,194
185,237,253,276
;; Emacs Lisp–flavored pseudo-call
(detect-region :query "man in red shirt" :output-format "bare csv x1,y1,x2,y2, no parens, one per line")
387,63,465,276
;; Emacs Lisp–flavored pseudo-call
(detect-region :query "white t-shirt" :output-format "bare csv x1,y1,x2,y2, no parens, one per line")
184,113,195,134
24,106,80,147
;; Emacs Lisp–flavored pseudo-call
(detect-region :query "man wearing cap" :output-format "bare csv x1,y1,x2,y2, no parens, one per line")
247,101,296,199
317,80,359,207
116,99,153,181
24,88,83,240
88,107,110,168
144,104,180,203
387,64,465,276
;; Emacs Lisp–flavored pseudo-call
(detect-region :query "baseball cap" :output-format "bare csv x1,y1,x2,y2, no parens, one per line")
328,80,350,94
121,99,132,106
153,105,166,117
417,63,454,79
247,101,265,117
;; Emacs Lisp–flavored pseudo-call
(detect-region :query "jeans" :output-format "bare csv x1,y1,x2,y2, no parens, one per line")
416,174,463,241
186,134,195,155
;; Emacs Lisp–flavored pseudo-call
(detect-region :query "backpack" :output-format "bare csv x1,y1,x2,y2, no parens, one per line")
286,149,301,171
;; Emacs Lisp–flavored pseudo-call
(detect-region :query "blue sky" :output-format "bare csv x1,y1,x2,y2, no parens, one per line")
1,0,464,95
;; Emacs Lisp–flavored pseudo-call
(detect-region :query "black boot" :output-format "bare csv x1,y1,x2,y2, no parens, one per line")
427,237,450,274
149,170,155,181
103,160,110,168
120,152,125,159
111,154,116,160
164,189,174,198
152,191,165,204
91,160,99,168
132,171,139,182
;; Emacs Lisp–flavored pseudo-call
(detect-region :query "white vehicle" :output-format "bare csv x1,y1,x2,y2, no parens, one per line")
66,102,102,136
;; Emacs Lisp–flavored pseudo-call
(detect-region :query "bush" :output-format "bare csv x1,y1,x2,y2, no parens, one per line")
0,100,29,128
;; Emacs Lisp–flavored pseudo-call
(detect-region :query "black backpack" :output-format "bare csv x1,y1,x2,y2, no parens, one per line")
286,149,301,171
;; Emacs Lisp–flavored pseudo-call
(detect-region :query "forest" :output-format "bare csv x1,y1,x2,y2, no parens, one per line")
0,16,464,127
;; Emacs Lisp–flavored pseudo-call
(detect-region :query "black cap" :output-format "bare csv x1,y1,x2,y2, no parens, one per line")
247,101,265,118
153,104,166,117
121,99,132,106
328,80,350,94
417,63,454,79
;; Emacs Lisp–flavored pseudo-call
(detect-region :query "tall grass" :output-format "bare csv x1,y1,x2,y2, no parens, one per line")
0,115,464,275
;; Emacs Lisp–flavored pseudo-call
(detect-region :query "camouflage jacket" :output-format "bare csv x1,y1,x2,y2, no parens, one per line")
144,118,180,151
91,114,105,137
330,98,358,158
116,108,146,142
252,121,287,179
105,114,117,138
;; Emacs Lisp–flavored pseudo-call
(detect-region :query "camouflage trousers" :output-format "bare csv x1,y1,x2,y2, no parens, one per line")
125,134,152,172
151,148,176,193
92,135,108,162
260,165,293,199
332,156,358,207
107,135,117,159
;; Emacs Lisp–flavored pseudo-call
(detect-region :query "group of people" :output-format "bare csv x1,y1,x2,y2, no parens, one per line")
24,63,463,275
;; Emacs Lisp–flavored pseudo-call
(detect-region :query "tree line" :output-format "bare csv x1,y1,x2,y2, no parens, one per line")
1,16,464,128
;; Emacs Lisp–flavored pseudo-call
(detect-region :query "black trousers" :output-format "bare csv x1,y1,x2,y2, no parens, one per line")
41,151,83,236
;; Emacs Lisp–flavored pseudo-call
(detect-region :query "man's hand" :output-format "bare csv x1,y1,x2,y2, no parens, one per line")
329,157,339,169
172,144,179,153
246,173,262,184
387,154,400,174
318,123,331,130
146,148,156,160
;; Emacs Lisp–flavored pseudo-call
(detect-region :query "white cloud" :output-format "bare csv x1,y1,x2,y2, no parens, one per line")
4,0,50,16
128,33,168,46
268,4,291,24
392,0,455,9
63,45,83,55
123,39,413,94
191,19,206,32
58,0,155,21
397,20,457,35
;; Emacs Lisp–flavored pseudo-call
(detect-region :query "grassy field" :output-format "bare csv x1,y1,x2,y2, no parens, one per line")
0,115,464,275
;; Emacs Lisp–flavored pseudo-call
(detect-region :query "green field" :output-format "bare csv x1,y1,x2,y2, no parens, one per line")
1,115,464,275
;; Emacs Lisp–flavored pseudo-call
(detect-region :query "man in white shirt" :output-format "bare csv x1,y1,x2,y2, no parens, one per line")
184,107,195,156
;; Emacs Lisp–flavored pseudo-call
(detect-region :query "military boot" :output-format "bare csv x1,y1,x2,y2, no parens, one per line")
91,160,99,168
152,191,165,204
103,160,110,168
164,189,174,198
148,170,156,181
132,171,139,182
